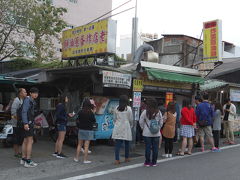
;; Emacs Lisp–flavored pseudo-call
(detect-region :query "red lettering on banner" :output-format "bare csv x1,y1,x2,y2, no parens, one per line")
86,34,93,44
210,27,217,57
80,35,85,46
70,39,75,48
93,32,99,43
100,31,106,43
63,40,69,49
74,37,80,47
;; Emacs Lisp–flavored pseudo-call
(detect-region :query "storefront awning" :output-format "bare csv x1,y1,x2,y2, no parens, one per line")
146,68,204,84
0,75,36,85
200,79,228,91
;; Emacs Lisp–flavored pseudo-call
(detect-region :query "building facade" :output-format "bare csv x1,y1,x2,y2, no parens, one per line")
147,34,240,68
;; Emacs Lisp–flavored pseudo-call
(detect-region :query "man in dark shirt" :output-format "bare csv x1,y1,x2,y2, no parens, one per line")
21,87,39,168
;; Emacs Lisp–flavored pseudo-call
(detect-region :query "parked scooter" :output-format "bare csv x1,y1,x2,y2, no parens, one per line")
0,122,13,147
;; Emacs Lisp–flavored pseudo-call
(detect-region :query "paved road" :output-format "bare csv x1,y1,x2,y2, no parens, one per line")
59,145,240,180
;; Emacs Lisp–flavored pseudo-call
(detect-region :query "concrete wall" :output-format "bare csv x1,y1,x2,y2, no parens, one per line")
160,54,182,65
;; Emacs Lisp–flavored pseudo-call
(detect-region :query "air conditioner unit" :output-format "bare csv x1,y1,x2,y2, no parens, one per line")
144,51,159,63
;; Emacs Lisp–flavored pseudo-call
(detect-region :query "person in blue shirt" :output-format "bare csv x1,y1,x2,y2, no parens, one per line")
21,87,39,168
52,96,73,159
195,94,219,152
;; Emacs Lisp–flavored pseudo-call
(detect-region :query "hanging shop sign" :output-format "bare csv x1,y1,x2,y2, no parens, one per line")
133,79,143,92
102,71,132,89
165,92,174,106
230,89,240,102
203,19,222,63
143,80,192,93
62,19,117,59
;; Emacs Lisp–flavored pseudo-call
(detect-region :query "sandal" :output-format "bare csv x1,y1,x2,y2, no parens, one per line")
176,152,184,156
186,152,192,155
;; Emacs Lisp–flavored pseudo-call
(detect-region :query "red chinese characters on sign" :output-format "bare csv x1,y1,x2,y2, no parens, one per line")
80,35,85,46
93,32,99,43
63,40,69,50
86,34,93,44
210,28,217,57
74,37,80,47
100,31,106,43
70,39,75,48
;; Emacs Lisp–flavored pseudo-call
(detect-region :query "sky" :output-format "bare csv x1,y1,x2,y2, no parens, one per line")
112,0,240,46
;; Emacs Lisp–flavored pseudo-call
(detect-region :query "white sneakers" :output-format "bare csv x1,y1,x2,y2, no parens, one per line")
83,160,92,164
73,158,79,162
73,158,92,164
162,154,172,158
162,154,169,158
81,148,91,154
23,160,38,168
20,159,25,165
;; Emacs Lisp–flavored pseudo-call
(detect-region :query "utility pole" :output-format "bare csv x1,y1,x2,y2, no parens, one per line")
131,0,139,150
131,0,138,60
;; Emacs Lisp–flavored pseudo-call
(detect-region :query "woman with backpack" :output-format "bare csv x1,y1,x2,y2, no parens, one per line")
112,95,133,165
162,102,176,158
139,98,163,167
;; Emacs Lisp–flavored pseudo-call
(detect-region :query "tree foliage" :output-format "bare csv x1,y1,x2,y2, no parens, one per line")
0,0,67,62
0,0,34,61
28,0,67,62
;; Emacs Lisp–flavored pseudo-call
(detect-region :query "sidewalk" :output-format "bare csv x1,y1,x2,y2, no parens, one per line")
0,136,239,180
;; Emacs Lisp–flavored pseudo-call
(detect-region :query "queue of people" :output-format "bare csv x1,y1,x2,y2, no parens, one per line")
3,89,238,168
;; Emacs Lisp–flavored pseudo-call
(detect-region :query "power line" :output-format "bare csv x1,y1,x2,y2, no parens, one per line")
173,41,203,66
86,0,132,25
191,29,203,68
101,7,135,20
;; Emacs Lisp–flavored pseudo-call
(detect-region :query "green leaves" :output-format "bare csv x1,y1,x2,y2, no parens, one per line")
0,0,67,62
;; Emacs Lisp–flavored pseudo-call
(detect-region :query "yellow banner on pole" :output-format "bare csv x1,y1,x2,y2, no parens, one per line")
203,20,222,63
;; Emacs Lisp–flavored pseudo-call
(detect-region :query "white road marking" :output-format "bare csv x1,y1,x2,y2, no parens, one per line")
60,144,240,180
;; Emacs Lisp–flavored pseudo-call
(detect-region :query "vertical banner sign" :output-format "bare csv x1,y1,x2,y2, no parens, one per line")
203,19,222,63
133,92,141,108
165,92,173,107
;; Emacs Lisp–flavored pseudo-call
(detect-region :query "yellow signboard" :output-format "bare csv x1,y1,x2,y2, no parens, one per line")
203,20,222,63
133,79,143,92
143,80,192,90
62,19,116,59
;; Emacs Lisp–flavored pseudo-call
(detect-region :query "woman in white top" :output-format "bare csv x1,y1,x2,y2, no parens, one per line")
139,98,163,167
112,95,133,165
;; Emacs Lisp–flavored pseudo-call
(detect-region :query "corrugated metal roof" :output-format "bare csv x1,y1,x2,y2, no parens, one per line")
208,57,240,78
140,61,201,76
200,79,228,91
